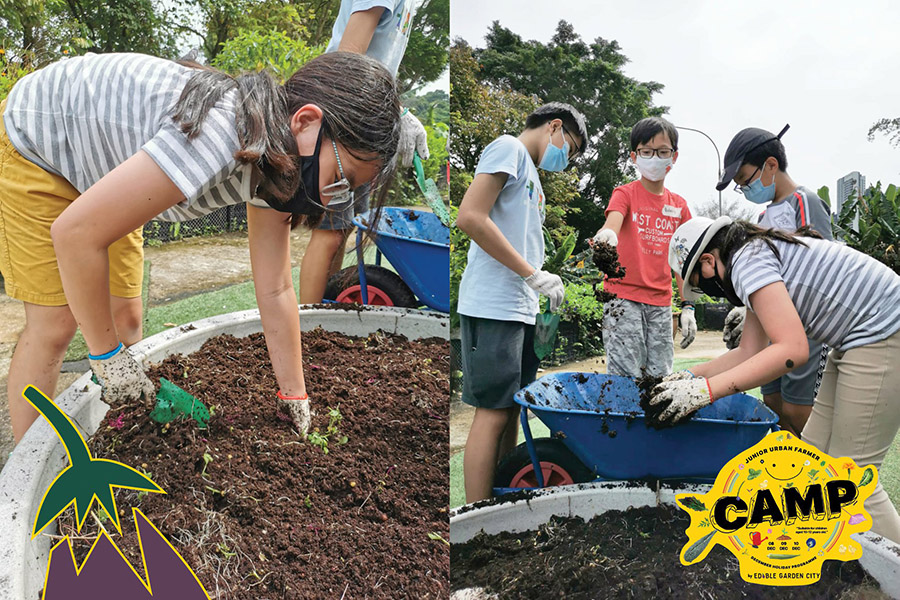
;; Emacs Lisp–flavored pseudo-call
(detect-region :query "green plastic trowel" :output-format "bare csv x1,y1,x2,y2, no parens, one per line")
413,152,451,226
533,298,561,360
149,378,210,428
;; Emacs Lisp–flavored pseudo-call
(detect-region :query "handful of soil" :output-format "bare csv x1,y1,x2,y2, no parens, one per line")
636,373,674,430
592,241,626,279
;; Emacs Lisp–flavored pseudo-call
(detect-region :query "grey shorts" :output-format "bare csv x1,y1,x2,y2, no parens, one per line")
316,187,370,231
460,315,540,410
602,297,674,378
760,338,829,406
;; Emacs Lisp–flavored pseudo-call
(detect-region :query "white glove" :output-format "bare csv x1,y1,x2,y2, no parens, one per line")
524,269,565,312
591,228,618,247
647,377,714,424
89,343,155,408
276,390,311,436
679,305,697,349
723,306,746,350
398,110,429,168
662,370,696,383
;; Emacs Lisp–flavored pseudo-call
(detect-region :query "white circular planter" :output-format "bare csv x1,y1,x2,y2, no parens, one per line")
450,481,900,599
0,305,448,600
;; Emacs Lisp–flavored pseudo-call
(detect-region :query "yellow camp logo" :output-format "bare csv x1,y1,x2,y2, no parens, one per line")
676,431,877,585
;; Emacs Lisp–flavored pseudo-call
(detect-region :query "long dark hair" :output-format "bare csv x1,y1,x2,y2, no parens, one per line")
708,221,824,268
171,52,401,228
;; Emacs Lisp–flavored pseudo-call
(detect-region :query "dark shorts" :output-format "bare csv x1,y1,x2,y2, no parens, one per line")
460,315,540,410
316,187,370,231
760,338,829,406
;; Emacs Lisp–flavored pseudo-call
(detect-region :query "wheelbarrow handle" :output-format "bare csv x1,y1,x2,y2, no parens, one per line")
520,405,546,488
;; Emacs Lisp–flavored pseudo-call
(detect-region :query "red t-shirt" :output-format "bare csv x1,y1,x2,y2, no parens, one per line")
603,180,692,306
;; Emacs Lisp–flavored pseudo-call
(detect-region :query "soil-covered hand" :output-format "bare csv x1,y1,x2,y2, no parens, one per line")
398,110,429,168
524,269,565,311
723,306,746,349
679,306,697,349
648,377,713,425
89,344,155,407
276,391,310,436
661,370,695,383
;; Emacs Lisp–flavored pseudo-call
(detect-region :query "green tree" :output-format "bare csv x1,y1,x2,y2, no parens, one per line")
402,88,449,125
868,117,900,147
211,29,324,82
472,20,665,244
398,0,448,92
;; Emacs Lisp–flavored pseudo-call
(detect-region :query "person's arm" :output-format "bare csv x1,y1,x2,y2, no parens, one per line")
246,204,306,397
690,308,770,379
51,150,185,355
599,211,625,236
703,282,809,399
338,6,387,54
456,172,535,277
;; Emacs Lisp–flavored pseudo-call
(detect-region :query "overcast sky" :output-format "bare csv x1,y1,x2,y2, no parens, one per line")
451,0,900,217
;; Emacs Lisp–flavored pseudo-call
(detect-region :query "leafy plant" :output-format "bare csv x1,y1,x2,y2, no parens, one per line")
307,406,348,455
832,182,900,274
211,29,324,83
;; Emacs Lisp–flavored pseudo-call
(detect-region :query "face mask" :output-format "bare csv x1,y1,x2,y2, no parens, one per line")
538,129,569,172
259,125,326,216
696,258,744,307
634,155,673,182
742,164,776,205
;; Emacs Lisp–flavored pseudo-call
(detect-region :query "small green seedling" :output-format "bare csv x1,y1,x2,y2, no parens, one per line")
201,452,213,478
216,543,237,558
307,406,348,455
304,495,313,509
427,532,449,546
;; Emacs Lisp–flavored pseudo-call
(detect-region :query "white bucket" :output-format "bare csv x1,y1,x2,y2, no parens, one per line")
0,306,448,600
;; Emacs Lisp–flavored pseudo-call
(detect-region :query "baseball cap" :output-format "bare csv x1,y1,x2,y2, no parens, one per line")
668,216,733,302
715,124,790,191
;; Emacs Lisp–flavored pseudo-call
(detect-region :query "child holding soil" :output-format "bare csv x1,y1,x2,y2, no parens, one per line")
591,117,693,378
298,0,430,304
456,102,587,502
653,216,900,542
0,51,400,442
714,125,833,437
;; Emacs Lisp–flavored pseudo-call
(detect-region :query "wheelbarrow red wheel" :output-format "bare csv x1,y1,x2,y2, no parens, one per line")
494,438,593,489
323,265,417,307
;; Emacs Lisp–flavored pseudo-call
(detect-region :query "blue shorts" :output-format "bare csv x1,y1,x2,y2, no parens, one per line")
760,338,829,406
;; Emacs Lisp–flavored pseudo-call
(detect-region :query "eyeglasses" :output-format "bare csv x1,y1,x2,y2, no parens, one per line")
561,125,582,160
733,165,761,195
635,147,675,159
318,139,355,212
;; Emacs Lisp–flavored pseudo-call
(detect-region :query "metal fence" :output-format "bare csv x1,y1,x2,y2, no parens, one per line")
142,204,248,245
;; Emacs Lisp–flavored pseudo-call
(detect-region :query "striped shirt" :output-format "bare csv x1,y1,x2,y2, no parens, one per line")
2,52,263,222
730,237,900,351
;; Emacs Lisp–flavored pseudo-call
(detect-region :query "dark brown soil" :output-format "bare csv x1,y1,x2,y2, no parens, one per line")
636,373,673,429
592,241,625,279
451,504,888,599
63,329,449,599
594,287,617,303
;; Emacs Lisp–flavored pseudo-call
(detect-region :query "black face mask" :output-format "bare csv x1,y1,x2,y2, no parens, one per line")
696,261,744,307
260,126,325,216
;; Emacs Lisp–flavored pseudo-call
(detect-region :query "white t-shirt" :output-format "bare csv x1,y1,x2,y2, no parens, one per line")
325,0,415,77
458,135,546,324
3,52,262,222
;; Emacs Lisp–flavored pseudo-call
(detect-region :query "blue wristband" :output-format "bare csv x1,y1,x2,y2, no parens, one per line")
685,369,695,378
89,342,123,361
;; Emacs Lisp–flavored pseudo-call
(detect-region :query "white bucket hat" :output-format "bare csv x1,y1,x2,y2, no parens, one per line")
668,216,733,301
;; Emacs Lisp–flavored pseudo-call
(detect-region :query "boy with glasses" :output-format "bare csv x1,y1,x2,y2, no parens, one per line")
592,116,694,379
715,125,833,437
457,102,586,502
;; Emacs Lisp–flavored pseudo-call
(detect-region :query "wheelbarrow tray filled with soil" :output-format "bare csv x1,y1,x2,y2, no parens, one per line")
519,372,777,480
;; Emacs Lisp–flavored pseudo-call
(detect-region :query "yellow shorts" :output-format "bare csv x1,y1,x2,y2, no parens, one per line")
0,100,143,306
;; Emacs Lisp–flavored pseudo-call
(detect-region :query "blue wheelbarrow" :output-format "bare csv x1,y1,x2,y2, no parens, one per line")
323,207,450,312
493,372,779,493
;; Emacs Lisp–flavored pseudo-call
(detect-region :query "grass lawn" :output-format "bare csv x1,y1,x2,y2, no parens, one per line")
450,359,900,512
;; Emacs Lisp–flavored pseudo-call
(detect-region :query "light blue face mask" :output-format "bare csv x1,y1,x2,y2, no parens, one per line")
538,129,569,172
741,165,776,204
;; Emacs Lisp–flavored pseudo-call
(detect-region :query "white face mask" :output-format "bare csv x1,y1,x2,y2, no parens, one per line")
634,155,673,182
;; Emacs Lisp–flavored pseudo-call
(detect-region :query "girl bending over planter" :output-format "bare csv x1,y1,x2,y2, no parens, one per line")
0,51,399,441
652,217,900,543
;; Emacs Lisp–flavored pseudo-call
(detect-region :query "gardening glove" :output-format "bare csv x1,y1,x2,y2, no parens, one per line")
648,377,714,425
524,269,565,312
591,228,618,247
89,343,155,408
276,390,310,436
723,306,746,350
662,370,696,383
679,303,697,349
398,109,429,168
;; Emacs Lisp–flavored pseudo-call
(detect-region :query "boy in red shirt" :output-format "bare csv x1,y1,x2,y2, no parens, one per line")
592,117,693,377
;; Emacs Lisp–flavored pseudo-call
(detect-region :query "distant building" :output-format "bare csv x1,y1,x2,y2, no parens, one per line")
836,171,865,231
